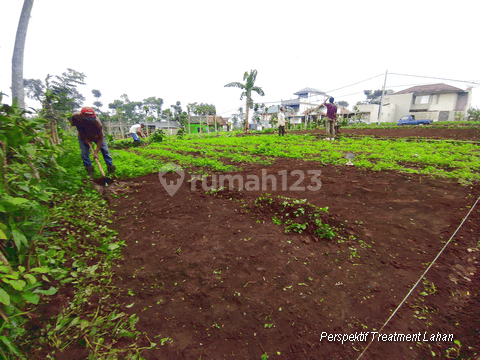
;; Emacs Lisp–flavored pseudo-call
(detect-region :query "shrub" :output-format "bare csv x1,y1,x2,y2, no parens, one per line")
150,129,166,143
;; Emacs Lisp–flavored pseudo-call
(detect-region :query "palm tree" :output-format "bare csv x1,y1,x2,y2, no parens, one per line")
225,69,265,133
12,0,34,109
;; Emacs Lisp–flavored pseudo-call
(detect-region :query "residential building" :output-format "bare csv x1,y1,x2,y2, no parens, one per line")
350,104,380,123
206,115,229,132
380,83,472,123
145,121,183,135
281,87,328,124
186,115,229,133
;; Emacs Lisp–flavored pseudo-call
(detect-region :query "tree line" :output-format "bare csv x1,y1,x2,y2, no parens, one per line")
23,68,217,128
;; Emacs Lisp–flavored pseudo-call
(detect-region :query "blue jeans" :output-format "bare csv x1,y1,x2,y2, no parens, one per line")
131,133,141,142
79,138,114,167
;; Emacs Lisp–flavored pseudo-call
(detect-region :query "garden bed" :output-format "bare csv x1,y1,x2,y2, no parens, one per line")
103,158,479,359
24,128,480,359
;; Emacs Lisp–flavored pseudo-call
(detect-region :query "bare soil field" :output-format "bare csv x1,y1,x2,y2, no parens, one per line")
106,155,479,359
30,127,480,359
295,127,480,141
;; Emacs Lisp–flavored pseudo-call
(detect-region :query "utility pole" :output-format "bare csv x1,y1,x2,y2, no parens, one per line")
378,70,388,124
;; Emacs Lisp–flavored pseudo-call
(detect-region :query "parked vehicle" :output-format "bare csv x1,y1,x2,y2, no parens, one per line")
397,115,433,126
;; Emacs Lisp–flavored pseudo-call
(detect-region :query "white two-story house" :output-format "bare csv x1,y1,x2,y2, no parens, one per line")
281,87,328,124
380,83,472,123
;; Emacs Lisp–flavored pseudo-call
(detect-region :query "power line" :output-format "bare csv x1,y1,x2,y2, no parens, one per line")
222,74,388,114
389,73,480,86
220,73,477,115
325,74,384,93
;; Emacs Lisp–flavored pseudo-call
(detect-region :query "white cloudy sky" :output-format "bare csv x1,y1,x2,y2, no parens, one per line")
2,0,479,117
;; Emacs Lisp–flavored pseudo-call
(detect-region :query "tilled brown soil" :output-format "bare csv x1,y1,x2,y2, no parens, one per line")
28,127,480,359
107,157,479,359
294,126,480,141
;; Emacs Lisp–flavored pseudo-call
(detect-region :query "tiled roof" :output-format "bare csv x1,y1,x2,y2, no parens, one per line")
189,115,227,126
393,83,464,95
294,87,326,96
149,121,182,128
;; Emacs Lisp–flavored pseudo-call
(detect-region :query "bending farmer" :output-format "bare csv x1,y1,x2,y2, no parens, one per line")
129,123,146,145
323,97,337,140
71,107,115,177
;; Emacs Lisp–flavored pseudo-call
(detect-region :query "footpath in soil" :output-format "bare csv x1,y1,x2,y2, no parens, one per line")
108,157,480,360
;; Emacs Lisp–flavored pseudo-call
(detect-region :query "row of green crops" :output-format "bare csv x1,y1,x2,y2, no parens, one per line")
110,132,480,184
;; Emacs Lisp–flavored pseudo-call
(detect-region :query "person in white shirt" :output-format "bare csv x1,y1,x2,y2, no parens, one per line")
129,123,146,145
277,107,288,136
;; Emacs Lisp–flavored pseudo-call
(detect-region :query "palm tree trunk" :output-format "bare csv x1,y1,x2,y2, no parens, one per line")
245,98,250,133
12,0,34,109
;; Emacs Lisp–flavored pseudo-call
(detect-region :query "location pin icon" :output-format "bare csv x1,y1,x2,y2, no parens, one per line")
158,163,185,196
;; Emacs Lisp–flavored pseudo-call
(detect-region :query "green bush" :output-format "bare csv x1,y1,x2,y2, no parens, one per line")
176,128,186,139
149,129,166,143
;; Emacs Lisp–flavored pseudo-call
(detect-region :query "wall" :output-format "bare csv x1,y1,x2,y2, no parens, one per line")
429,93,456,111
381,93,413,122
355,104,380,123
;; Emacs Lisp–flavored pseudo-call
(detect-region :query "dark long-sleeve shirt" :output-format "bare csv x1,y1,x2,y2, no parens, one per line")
71,112,104,142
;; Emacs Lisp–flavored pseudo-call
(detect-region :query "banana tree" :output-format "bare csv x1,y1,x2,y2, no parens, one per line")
225,70,265,133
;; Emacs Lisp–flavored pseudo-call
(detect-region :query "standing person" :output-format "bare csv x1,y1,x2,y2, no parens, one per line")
129,123,146,146
71,107,115,176
323,97,337,140
277,107,288,136
334,118,341,135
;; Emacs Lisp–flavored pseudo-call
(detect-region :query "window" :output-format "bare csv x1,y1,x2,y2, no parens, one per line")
415,95,430,104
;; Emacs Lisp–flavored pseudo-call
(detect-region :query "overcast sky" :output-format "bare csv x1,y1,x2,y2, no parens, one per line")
2,0,479,117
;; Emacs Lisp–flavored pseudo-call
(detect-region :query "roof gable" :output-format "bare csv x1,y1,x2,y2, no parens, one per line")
393,83,464,95
294,87,326,96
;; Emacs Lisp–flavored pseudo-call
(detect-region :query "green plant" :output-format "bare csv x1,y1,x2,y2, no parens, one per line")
176,128,186,139
445,340,461,358
0,100,65,358
285,222,307,234
149,129,166,143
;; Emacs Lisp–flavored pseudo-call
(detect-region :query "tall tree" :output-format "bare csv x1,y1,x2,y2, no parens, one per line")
12,0,34,109
171,101,182,116
48,69,87,112
92,89,103,112
224,69,265,132
143,96,163,120
108,94,143,124
24,78,45,103
358,89,393,105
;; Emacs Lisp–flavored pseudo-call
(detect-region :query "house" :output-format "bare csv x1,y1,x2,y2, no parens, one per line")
380,83,472,123
281,87,328,124
145,121,183,135
349,104,380,123
186,115,229,133
206,115,230,132
185,116,208,133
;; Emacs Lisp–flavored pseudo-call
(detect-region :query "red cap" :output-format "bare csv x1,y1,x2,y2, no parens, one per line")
81,107,96,117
